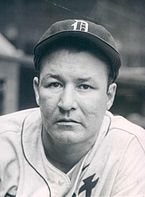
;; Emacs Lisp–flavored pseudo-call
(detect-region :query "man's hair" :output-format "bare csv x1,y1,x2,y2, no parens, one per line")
35,36,114,85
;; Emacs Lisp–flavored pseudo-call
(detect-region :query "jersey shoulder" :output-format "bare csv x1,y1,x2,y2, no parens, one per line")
109,111,145,149
0,108,40,134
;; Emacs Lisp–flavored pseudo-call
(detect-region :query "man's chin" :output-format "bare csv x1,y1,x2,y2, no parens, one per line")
53,131,84,145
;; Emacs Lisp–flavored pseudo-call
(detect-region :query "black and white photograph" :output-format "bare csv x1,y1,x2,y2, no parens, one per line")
0,1,145,196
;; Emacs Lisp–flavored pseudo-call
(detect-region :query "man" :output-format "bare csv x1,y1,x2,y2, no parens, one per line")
0,19,145,197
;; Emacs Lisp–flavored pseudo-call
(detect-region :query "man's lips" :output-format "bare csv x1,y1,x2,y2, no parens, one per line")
55,119,81,125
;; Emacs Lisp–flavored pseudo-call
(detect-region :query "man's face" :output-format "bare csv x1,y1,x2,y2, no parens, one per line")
33,49,116,145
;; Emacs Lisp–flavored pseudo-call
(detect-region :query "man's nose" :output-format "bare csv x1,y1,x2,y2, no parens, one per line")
58,85,77,111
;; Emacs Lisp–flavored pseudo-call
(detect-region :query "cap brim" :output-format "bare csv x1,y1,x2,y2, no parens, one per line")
34,31,121,80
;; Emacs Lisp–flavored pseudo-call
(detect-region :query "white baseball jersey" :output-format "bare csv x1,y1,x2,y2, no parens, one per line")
0,108,145,197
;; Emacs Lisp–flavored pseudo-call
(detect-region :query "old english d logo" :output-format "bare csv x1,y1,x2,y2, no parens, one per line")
71,20,88,32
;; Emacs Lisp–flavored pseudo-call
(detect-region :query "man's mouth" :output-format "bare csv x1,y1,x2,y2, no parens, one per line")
56,119,80,126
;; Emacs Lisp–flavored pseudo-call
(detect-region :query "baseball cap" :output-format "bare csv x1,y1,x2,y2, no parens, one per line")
34,19,121,81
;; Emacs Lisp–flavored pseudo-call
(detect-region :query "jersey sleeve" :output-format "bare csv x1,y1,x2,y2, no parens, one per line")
0,134,19,197
111,136,145,196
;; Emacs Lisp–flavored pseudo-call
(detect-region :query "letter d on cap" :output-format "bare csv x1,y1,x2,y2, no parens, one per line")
71,20,88,32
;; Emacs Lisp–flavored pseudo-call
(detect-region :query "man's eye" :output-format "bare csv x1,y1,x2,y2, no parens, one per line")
48,82,62,88
79,84,92,90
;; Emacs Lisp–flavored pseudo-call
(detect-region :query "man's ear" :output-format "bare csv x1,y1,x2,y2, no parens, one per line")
107,83,117,110
33,77,40,106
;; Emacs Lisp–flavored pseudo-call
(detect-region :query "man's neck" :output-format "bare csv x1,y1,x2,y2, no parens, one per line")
42,130,95,173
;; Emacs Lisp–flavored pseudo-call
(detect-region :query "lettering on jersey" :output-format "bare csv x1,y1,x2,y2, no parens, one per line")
6,194,16,197
82,164,90,172
71,20,88,32
72,174,99,197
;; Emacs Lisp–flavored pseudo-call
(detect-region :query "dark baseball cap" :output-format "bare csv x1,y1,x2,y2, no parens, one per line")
34,19,121,81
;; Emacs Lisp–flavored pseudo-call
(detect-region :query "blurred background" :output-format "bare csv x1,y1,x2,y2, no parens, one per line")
0,0,145,127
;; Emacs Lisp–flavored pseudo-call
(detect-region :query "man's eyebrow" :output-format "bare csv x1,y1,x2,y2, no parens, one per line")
42,75,93,83
43,74,62,80
77,77,92,82
41,74,63,84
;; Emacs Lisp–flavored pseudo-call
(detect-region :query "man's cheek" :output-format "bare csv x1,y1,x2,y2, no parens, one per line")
80,102,99,115
40,97,56,109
